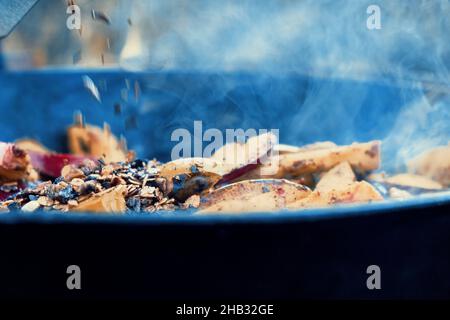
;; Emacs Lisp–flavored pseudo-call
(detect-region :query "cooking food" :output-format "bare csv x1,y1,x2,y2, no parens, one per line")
1,117,449,215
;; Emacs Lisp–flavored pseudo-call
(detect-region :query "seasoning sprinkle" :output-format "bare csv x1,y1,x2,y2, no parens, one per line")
82,75,101,102
91,10,111,25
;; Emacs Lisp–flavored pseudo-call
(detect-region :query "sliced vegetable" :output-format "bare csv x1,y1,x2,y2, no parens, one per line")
288,181,383,209
408,143,450,186
315,161,356,193
68,120,131,163
73,185,127,213
277,141,380,177
198,179,311,214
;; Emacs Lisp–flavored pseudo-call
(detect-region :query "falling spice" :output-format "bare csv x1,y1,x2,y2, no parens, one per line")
127,18,132,26
82,75,101,102
91,9,111,25
134,80,140,102
125,115,138,130
121,88,128,103
74,111,84,127
101,53,105,65
114,103,122,115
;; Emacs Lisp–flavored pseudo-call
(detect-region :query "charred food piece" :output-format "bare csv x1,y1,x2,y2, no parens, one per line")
158,158,224,202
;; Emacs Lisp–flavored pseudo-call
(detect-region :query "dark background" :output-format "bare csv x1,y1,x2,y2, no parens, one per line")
1,201,450,299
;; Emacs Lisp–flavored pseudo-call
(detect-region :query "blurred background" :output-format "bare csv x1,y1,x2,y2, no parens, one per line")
1,0,449,83
0,0,450,170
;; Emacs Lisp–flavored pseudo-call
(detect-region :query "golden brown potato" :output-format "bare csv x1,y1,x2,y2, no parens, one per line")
198,179,311,214
226,161,315,188
73,185,127,213
389,187,413,199
315,161,356,193
408,143,450,186
158,157,233,178
158,158,225,201
288,181,383,209
276,141,380,177
298,141,337,151
385,173,442,190
68,121,130,163
273,144,302,154
210,132,276,168
238,142,377,182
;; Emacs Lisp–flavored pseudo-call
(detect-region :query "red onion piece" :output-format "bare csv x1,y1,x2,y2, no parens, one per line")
28,151,98,178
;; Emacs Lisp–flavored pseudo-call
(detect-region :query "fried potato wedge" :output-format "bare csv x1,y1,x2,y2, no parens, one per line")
385,173,442,190
288,181,383,209
159,157,233,178
389,187,413,199
68,121,131,163
158,158,226,201
73,185,126,213
210,132,277,184
226,161,315,188
277,141,380,177
198,179,311,214
408,143,450,186
299,141,337,151
273,144,302,154
211,132,276,165
315,161,356,193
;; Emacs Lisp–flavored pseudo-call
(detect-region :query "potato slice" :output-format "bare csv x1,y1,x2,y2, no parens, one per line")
299,141,337,151
210,132,277,184
159,157,233,178
389,187,413,199
408,143,450,186
385,173,442,190
198,179,311,214
211,132,276,166
226,160,315,188
315,161,356,193
73,185,126,213
158,158,226,201
277,141,380,177
68,120,131,163
273,144,302,154
288,181,383,209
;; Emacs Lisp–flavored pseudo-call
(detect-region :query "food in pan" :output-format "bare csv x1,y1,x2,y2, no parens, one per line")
1,117,449,214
